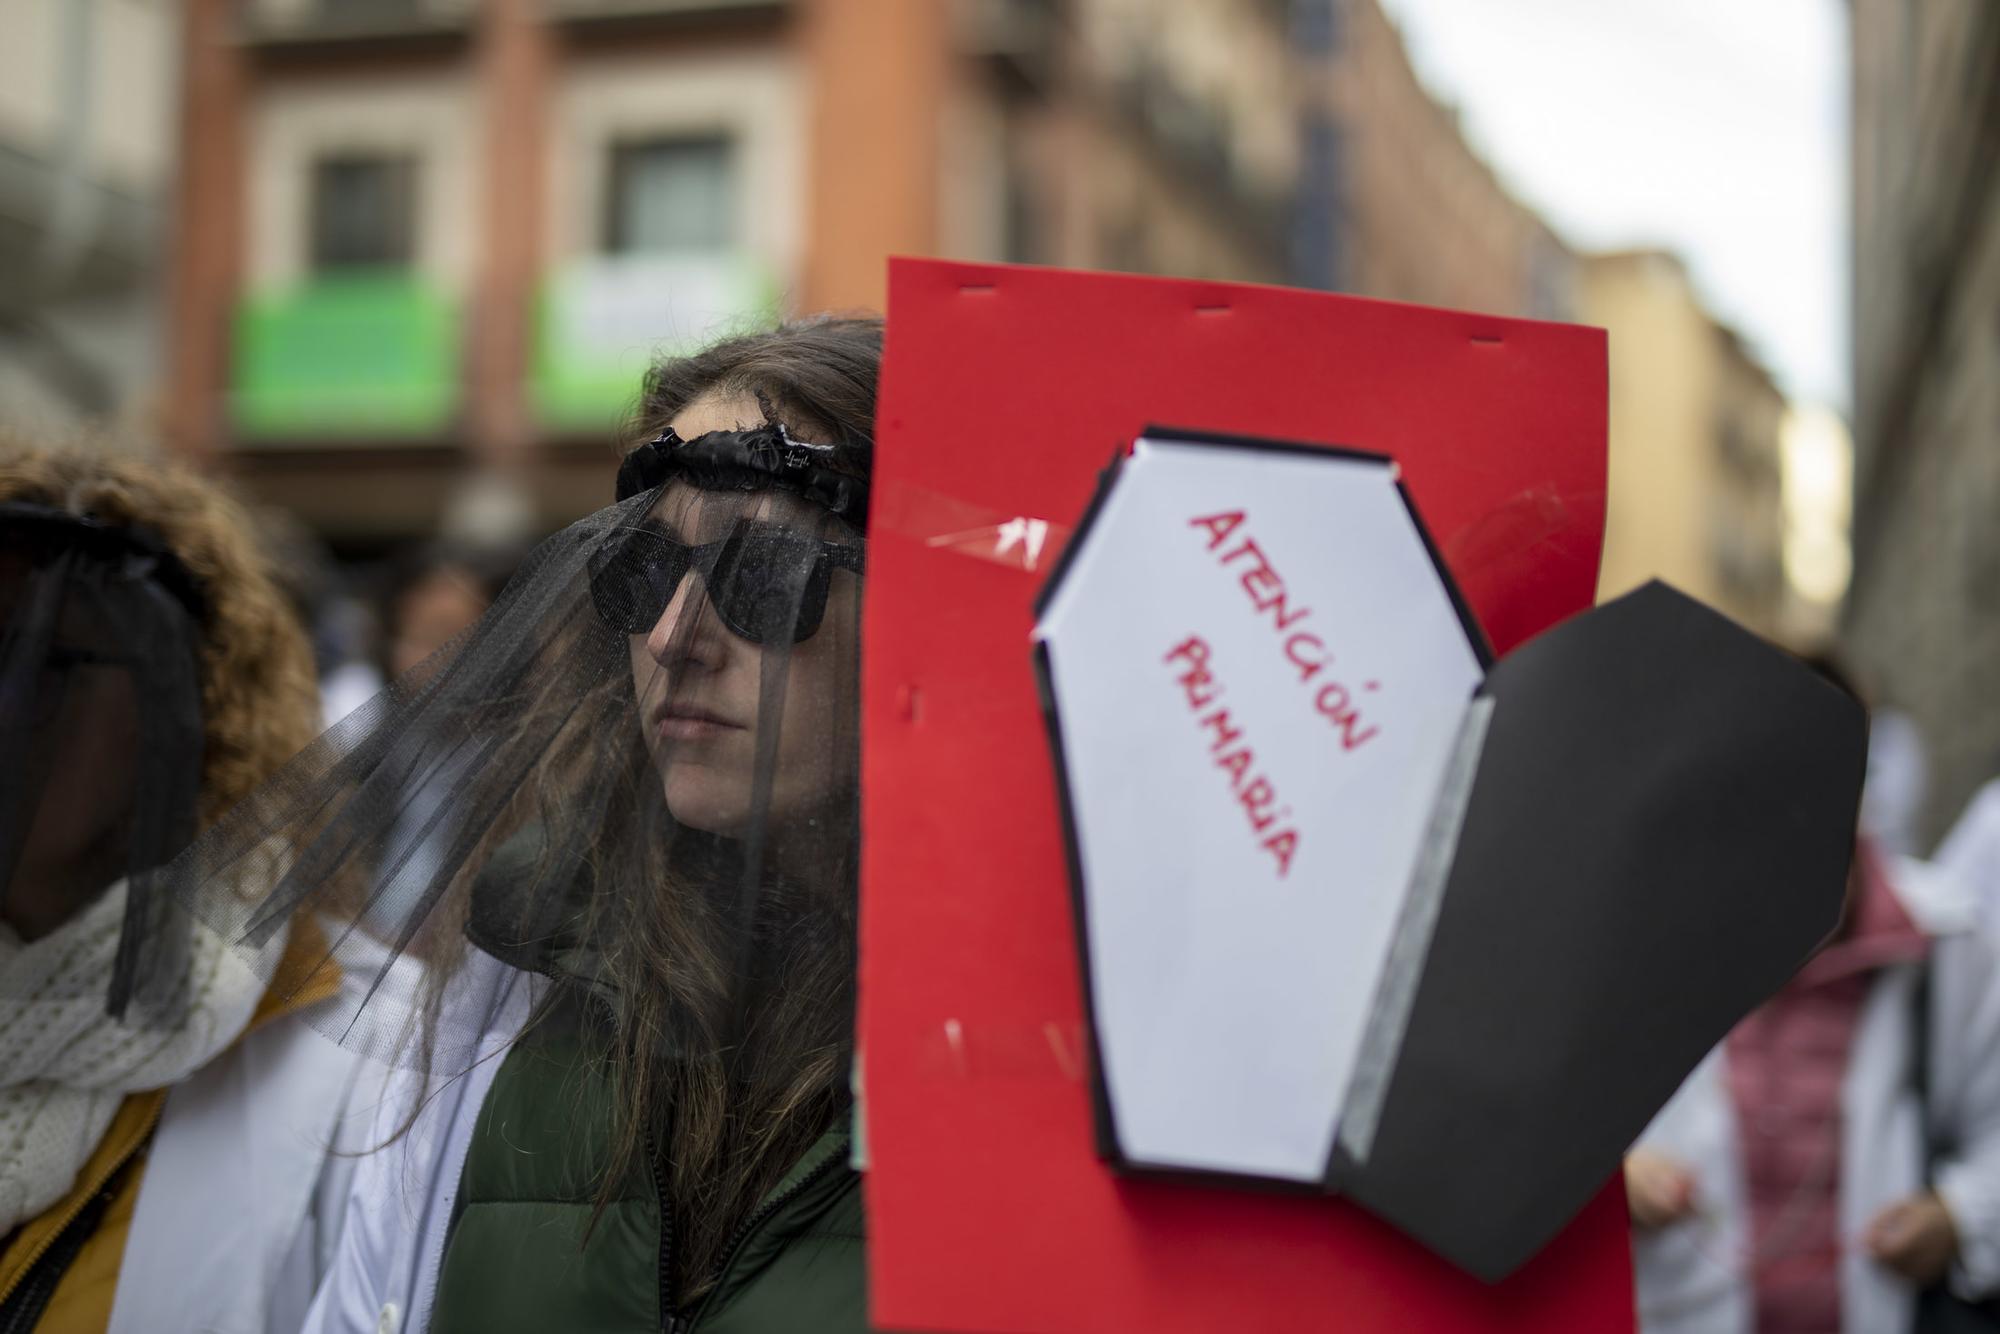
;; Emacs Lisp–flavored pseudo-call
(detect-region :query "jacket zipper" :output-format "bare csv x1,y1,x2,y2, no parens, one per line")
0,1182,119,1334
645,1120,679,1333
567,986,683,1334
552,984,851,1332
679,1136,851,1331
0,1097,162,1308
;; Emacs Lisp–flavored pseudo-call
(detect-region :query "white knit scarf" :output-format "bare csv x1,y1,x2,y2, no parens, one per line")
0,882,271,1231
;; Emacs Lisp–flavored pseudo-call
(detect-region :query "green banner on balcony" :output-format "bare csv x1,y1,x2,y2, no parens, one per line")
532,253,778,433
233,274,459,439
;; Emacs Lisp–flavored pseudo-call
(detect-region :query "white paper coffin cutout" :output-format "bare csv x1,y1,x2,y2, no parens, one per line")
1032,427,1865,1283
1032,429,1487,1183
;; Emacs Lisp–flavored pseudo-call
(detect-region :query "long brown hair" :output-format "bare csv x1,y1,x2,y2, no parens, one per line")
541,316,880,1303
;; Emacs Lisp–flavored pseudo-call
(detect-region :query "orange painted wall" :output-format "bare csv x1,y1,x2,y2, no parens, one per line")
467,0,551,466
164,0,245,465
799,0,950,313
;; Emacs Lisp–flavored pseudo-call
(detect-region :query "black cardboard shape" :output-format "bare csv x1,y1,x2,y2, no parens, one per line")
1327,580,1865,1279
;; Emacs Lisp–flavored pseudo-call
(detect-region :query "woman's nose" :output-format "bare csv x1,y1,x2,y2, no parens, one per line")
643,570,724,669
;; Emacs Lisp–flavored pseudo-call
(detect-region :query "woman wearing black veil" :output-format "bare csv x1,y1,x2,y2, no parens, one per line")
0,447,352,1333
171,319,881,1334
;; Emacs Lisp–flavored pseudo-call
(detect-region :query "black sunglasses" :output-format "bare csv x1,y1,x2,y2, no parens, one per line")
589,521,864,646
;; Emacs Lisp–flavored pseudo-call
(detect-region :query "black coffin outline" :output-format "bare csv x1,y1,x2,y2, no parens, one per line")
1032,424,1490,1188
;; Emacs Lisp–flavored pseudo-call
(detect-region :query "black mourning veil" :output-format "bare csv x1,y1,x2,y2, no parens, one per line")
0,502,207,1020
158,415,869,1089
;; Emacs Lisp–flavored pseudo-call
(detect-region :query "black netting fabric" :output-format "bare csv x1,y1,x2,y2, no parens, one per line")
159,476,864,1086
0,504,206,1021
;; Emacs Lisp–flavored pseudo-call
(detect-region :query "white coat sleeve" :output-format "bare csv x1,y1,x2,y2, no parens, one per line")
296,1064,422,1334
1927,928,2000,1299
1939,783,2000,939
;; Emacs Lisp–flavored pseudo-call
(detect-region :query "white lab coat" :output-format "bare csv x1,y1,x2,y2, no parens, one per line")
103,1013,367,1334
1633,858,2000,1334
296,952,534,1334
1863,711,1930,859
1940,779,2000,937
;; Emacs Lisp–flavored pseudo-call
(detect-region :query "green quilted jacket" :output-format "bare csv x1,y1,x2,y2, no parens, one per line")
427,1002,868,1334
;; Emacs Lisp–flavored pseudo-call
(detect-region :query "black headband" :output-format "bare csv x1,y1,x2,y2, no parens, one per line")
0,501,209,625
614,423,871,529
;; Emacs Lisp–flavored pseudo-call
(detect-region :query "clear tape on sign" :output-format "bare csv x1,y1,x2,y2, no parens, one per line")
873,479,1073,574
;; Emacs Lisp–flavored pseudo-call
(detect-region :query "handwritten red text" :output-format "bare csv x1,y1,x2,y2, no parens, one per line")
1189,510,1380,751
1165,634,1300,878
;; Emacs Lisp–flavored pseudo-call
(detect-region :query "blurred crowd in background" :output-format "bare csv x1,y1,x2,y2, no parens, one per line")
0,0,1993,853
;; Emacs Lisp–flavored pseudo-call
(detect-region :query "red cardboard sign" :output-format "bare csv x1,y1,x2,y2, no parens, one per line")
859,258,1621,1333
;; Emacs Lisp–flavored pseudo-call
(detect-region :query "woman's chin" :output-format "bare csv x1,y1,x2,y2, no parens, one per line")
662,775,752,838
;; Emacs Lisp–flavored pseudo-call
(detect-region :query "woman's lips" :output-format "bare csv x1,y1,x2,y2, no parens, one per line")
656,708,744,742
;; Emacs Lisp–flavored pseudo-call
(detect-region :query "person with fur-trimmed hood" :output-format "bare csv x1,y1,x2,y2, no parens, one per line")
0,447,365,1333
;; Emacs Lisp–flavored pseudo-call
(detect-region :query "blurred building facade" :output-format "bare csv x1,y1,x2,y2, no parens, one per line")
1581,250,1789,640
1313,0,1570,320
0,0,178,443
160,0,1578,548
170,0,816,547
1846,0,2000,844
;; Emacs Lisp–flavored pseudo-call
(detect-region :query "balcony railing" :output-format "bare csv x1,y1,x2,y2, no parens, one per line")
231,272,459,440
237,0,477,49
540,0,787,25
955,0,1063,92
1108,59,1294,266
